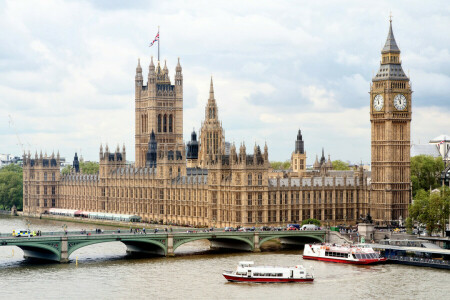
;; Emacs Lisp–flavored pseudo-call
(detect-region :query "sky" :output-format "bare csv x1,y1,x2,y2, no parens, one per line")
1,0,449,164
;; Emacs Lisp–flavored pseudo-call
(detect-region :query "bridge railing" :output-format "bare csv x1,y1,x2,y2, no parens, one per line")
0,229,326,238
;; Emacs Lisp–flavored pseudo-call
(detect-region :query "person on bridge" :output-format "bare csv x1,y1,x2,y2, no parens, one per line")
143,228,146,234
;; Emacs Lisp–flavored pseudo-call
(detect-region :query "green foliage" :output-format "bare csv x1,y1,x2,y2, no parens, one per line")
411,155,445,197
409,187,450,235
80,161,99,174
332,160,350,170
405,217,413,234
270,160,291,170
61,165,72,175
301,218,321,227
0,165,23,210
61,162,98,175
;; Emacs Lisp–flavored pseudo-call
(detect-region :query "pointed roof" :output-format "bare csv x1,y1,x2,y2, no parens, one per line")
382,20,400,54
150,129,156,140
297,129,302,141
373,20,408,82
136,58,142,72
176,57,182,71
209,76,215,100
150,56,154,68
313,154,320,168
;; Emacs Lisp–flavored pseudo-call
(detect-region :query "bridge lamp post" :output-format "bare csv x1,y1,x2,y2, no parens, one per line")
25,219,31,231
62,224,67,235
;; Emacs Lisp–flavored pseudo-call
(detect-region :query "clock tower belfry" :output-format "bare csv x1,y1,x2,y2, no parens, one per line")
370,19,412,224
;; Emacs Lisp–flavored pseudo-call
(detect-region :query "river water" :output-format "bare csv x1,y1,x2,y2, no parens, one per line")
0,215,448,299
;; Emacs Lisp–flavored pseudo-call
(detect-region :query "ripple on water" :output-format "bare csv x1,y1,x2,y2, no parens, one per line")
0,216,449,299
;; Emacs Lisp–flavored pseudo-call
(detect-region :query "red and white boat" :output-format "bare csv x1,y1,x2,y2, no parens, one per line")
222,261,314,283
303,243,386,265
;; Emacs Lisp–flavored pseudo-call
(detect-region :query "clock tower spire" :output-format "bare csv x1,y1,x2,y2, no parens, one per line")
370,19,412,224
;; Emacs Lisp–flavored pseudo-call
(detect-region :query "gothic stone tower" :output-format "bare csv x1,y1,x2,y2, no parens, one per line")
135,57,183,167
291,129,306,176
370,20,412,223
22,151,61,215
199,78,225,168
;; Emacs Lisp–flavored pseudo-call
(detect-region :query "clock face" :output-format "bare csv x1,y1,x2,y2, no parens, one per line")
394,94,407,110
373,94,384,111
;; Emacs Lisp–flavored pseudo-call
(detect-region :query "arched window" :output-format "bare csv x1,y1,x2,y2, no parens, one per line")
163,114,167,132
248,173,252,186
158,114,162,132
258,173,262,185
145,114,148,133
169,114,173,133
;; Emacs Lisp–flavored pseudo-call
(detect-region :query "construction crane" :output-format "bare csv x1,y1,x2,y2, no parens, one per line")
8,114,26,153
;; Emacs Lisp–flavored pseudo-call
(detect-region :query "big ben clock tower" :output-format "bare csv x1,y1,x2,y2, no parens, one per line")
370,19,412,224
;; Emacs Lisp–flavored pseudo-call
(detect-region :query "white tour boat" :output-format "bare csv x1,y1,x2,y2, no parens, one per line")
222,261,314,283
303,243,386,265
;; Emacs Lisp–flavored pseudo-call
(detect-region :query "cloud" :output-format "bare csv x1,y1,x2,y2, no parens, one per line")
300,85,337,111
0,0,449,165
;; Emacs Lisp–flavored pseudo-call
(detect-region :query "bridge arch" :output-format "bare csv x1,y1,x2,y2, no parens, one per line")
14,242,61,262
259,233,324,248
67,238,167,258
173,235,254,252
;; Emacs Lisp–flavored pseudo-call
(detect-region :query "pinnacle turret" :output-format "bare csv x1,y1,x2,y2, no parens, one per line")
176,57,182,72
135,58,143,82
209,76,215,100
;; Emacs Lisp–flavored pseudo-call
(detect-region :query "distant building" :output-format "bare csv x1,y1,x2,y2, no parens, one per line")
411,134,450,164
0,154,22,168
429,135,450,164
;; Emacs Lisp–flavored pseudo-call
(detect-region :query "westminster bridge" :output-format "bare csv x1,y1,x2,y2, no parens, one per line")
0,229,328,263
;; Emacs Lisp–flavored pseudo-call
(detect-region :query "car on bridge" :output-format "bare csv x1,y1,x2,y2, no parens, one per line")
12,230,36,237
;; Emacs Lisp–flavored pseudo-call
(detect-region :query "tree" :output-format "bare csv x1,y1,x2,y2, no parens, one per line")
405,217,413,234
80,161,99,174
409,187,450,236
411,155,445,197
0,165,23,210
61,165,72,175
332,160,350,170
270,160,291,170
301,218,321,227
61,162,98,175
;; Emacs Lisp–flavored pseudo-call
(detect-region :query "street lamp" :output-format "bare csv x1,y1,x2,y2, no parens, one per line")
25,219,31,231
62,224,67,235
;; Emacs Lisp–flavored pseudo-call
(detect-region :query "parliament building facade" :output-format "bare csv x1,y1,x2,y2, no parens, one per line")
22,21,412,227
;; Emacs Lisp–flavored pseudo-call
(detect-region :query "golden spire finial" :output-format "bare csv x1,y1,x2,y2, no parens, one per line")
389,11,392,22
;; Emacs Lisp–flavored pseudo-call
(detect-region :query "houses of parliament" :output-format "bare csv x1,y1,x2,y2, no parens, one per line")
22,20,412,227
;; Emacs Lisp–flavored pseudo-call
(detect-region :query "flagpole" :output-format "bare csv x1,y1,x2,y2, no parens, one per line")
158,25,160,62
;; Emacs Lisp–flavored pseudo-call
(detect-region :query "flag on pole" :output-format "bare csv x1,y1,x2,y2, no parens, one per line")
149,32,159,47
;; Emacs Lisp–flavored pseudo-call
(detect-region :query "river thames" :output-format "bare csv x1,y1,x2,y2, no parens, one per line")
0,215,448,299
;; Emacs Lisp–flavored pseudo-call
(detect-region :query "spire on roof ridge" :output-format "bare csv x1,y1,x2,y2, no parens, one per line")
209,76,214,99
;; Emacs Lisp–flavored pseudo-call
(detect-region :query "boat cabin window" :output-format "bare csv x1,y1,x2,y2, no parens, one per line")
326,251,347,258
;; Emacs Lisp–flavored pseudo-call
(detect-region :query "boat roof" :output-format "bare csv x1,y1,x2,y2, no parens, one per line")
238,261,254,265
372,244,450,256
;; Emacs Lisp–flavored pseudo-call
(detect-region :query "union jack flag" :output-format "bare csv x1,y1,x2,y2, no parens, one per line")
149,32,159,47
